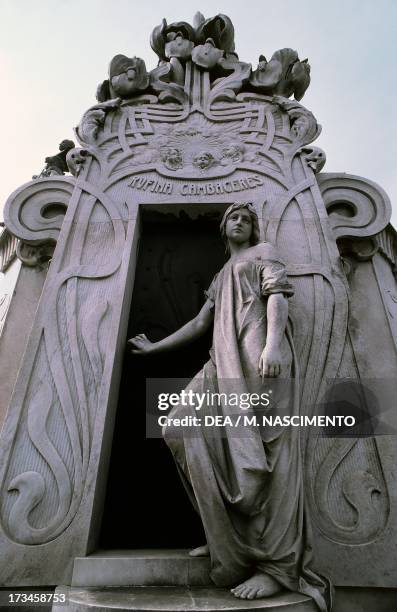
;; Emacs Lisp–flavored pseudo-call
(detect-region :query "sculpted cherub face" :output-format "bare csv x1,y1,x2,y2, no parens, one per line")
221,143,244,164
161,147,183,170
193,151,215,170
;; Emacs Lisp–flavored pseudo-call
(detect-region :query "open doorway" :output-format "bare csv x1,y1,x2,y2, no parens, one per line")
100,205,227,548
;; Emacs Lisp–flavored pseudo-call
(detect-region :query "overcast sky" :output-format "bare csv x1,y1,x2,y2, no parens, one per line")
1,0,396,224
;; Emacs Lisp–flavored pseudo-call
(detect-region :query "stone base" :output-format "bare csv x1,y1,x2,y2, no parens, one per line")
52,587,316,612
71,550,211,587
64,551,397,611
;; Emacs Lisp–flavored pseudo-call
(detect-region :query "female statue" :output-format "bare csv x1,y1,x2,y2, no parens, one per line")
129,202,330,610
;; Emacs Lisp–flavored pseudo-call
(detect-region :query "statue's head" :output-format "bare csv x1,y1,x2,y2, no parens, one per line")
220,202,260,253
108,55,149,98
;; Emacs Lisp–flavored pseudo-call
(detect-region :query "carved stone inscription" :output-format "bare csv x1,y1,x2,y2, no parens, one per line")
129,173,264,195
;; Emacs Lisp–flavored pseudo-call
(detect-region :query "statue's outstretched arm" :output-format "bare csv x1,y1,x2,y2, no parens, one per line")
259,293,288,378
128,299,214,356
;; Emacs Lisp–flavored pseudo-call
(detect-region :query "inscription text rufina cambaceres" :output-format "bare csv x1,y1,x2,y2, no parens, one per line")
129,174,264,196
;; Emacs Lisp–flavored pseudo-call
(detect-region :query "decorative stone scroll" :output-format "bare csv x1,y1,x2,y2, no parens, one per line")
4,176,75,246
317,173,391,241
3,176,75,269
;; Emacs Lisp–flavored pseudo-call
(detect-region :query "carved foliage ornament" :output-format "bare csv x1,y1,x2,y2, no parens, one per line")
94,11,310,106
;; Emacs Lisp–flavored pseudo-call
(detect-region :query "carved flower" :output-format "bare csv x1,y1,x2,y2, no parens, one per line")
192,38,223,69
151,19,196,61
109,55,149,98
195,14,235,55
290,60,311,101
165,33,194,60
250,48,311,101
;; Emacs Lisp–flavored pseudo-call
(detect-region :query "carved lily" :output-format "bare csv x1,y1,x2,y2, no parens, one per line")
250,48,311,100
151,18,195,62
165,32,195,61
195,13,236,56
290,59,311,101
108,55,149,98
250,48,298,91
192,38,223,69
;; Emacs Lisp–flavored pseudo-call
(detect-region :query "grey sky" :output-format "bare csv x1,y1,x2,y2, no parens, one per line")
1,0,396,223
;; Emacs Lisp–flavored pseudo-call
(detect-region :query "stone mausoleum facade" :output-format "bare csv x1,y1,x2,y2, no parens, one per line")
0,12,396,612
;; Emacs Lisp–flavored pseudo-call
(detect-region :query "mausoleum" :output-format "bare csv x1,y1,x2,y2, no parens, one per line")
0,11,396,612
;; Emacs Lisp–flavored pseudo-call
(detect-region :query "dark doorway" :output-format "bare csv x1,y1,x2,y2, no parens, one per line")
100,207,226,548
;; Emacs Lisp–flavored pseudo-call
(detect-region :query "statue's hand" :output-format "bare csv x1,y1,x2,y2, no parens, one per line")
259,345,282,379
128,333,154,356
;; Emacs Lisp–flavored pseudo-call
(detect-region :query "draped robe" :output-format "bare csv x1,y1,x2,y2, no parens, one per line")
163,242,331,611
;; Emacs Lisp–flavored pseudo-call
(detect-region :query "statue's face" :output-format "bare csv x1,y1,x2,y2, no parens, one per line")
161,148,183,169
193,151,215,169
166,149,181,162
225,208,253,244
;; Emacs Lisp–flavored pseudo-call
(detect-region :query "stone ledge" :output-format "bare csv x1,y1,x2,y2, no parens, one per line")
52,586,316,612
71,550,211,587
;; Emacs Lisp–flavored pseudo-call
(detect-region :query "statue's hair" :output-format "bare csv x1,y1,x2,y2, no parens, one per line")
220,202,260,253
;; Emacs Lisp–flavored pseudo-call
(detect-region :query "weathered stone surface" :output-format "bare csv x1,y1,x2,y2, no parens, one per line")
71,550,210,587
0,263,47,432
52,587,316,612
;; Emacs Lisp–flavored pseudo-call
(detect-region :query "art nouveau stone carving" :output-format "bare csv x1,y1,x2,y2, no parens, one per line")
3,176,75,269
0,11,395,595
250,49,311,100
4,176,75,245
317,173,391,240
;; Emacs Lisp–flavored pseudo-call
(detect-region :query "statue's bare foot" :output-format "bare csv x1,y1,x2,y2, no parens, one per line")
231,572,282,599
189,544,210,557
